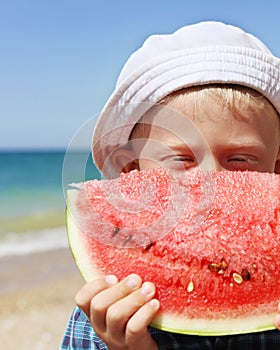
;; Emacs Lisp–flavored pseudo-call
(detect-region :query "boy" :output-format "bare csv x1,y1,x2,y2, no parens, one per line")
61,21,280,349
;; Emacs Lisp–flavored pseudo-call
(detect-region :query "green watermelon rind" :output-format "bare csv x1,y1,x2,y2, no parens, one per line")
66,188,276,336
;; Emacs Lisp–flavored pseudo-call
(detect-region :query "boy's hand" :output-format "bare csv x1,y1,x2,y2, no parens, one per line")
75,274,160,350
274,302,280,330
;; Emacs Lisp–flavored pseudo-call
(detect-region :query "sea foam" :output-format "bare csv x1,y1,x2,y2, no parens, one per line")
0,227,69,258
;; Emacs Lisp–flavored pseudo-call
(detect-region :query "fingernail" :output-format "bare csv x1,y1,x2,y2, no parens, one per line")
105,275,118,285
126,275,141,289
149,299,160,309
141,282,153,296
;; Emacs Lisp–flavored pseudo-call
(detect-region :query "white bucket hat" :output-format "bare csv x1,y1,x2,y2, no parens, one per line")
92,21,280,177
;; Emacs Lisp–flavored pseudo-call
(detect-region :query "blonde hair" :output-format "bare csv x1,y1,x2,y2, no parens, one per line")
161,84,278,118
130,84,279,140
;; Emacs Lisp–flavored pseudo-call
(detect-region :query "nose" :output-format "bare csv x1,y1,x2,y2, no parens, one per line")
199,156,224,172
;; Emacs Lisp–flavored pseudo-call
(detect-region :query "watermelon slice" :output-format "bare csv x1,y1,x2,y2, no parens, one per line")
66,169,280,336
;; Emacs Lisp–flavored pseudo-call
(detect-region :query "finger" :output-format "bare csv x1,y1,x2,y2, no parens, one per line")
90,274,142,333
274,314,280,330
75,275,118,316
106,281,156,339
126,299,160,343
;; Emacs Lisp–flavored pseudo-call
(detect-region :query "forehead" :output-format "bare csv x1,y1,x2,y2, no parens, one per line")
131,86,280,140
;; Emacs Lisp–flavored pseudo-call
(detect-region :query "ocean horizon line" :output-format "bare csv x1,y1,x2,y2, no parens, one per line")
0,147,91,154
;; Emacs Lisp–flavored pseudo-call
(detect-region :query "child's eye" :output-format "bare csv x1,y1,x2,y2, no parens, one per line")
163,155,197,171
174,156,195,163
226,155,257,170
228,156,247,162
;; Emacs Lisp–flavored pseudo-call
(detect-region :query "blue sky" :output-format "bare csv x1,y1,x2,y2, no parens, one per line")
1,0,280,149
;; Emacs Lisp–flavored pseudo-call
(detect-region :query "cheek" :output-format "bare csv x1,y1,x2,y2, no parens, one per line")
139,158,163,170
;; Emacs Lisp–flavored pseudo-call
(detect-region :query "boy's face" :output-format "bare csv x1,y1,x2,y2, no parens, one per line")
130,93,280,175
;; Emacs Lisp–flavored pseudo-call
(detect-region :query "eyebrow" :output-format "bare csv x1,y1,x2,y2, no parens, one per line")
220,141,266,152
142,141,196,158
143,139,267,159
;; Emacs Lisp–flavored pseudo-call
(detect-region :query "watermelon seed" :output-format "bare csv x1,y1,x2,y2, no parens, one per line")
208,260,228,274
208,263,220,273
123,235,132,245
220,260,228,271
143,241,154,251
187,280,194,293
112,227,120,237
241,269,251,281
232,273,243,284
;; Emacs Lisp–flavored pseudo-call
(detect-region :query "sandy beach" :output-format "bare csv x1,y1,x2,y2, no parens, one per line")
0,247,84,350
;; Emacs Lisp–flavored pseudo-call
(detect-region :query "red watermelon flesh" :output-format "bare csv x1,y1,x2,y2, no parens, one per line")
66,169,280,335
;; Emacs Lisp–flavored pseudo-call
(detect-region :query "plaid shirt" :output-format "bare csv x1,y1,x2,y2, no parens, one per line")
60,307,280,350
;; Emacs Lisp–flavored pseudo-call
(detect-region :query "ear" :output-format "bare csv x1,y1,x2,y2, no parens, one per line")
110,148,139,173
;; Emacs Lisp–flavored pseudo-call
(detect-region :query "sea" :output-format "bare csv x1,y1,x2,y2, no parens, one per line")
0,150,101,258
